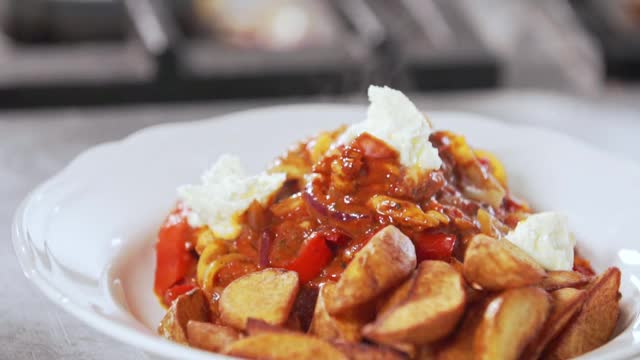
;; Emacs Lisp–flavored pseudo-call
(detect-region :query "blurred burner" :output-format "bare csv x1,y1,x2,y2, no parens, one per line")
192,0,339,50
0,0,508,107
570,0,640,81
365,0,499,91
1,0,127,43
0,0,373,107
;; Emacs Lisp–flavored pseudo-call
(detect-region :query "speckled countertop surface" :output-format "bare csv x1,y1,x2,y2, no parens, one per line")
1,89,639,359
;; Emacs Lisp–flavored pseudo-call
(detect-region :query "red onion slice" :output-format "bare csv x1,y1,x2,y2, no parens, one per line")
303,180,368,222
258,231,273,268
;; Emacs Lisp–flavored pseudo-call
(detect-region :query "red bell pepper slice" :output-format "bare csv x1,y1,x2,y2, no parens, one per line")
153,205,196,297
413,232,456,262
285,232,333,284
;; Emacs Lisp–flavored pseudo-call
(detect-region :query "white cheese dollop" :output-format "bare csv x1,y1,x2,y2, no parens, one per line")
337,85,442,171
178,154,286,240
505,212,575,271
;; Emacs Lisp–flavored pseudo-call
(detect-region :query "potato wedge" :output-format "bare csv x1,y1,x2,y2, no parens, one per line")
449,258,485,304
325,225,416,315
463,234,546,290
332,341,406,360
224,333,348,360
544,267,621,359
435,301,487,360
186,321,241,352
309,282,371,342
219,268,300,330
385,342,417,359
363,261,466,345
158,289,210,344
474,287,551,360
522,288,587,360
245,318,295,336
541,270,592,291
377,277,413,317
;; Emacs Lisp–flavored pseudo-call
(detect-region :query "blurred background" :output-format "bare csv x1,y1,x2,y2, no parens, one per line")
0,0,638,107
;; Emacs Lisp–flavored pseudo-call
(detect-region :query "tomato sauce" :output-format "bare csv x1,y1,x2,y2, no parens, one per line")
154,130,594,309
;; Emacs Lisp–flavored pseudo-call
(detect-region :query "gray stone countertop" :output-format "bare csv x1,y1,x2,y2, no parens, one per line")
1,88,639,359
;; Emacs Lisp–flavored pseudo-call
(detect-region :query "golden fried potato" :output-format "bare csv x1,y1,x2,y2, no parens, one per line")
522,288,587,360
448,258,485,305
474,287,551,360
541,270,592,291
219,268,300,330
224,333,348,360
245,318,295,336
377,277,413,316
325,225,416,315
385,342,417,359
186,320,241,352
309,282,371,342
332,341,406,360
544,267,621,359
435,301,487,360
463,234,546,290
157,289,210,344
363,261,466,345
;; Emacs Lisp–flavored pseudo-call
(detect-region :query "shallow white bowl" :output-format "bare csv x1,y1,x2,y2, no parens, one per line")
13,104,640,359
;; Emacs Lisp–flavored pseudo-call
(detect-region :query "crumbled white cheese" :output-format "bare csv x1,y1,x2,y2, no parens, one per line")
506,212,575,271
178,154,286,240
336,85,442,171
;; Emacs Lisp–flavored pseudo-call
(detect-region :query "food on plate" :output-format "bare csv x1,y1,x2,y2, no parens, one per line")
434,300,487,359
463,234,546,290
157,288,210,344
324,225,416,315
245,318,296,336
540,270,592,291
309,282,370,342
186,321,242,352
153,85,621,359
219,268,299,330
332,341,406,360
473,287,551,360
224,332,348,360
522,288,588,360
362,260,466,345
543,267,621,359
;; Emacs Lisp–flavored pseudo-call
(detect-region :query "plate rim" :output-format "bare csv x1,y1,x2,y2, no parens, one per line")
12,103,640,359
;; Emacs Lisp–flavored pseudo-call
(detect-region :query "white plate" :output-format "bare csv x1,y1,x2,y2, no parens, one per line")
13,104,640,359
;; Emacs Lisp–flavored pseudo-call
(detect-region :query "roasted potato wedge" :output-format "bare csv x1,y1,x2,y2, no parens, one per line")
435,301,487,360
377,277,413,316
309,282,371,342
224,333,348,360
541,270,592,291
363,261,466,345
186,321,241,352
474,287,551,360
158,289,210,344
245,318,295,336
325,225,416,315
219,268,300,330
463,234,546,290
332,341,406,360
522,288,587,360
385,342,417,359
544,267,621,359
